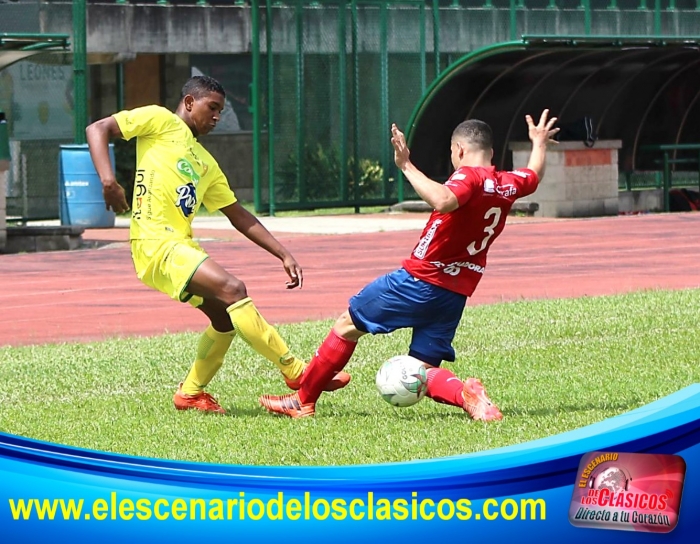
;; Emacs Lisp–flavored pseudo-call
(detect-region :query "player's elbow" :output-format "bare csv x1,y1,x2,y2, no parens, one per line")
432,193,459,214
86,116,121,142
433,202,455,214
85,120,105,143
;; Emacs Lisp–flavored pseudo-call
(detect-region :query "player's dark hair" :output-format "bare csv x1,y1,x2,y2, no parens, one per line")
180,76,225,101
452,119,493,151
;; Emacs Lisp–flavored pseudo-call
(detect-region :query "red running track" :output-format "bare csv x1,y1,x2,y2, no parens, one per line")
1,213,699,347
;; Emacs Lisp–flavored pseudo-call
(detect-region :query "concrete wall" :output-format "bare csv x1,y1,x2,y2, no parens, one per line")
0,1,40,34
619,189,664,214
29,4,700,56
42,4,252,55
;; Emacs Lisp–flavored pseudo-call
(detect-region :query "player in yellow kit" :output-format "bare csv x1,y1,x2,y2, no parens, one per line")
85,76,349,414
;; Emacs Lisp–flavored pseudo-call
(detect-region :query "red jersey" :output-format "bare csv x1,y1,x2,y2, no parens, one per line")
402,165,539,296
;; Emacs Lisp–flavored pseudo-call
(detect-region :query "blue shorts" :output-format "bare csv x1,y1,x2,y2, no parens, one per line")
348,268,467,366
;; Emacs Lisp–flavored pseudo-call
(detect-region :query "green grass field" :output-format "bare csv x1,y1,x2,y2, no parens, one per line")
1,289,698,466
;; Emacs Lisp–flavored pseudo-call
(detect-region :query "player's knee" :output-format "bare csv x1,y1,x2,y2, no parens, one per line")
334,311,352,328
334,311,363,341
219,277,248,305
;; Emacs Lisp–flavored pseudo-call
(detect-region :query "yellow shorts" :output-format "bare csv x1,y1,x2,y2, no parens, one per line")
131,238,207,308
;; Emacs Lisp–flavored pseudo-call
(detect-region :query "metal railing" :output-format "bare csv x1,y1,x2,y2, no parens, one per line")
638,143,700,211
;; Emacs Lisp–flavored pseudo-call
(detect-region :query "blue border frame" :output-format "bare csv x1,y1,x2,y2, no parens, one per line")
2,385,699,541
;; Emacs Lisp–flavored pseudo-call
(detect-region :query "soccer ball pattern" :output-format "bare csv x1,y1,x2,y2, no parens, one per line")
375,355,428,407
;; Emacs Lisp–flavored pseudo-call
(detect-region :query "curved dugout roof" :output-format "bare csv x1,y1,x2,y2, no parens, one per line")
408,37,700,178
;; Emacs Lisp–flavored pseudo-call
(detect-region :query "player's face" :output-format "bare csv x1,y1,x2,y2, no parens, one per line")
185,91,225,137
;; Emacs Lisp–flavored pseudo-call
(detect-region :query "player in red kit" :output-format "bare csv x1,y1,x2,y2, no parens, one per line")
259,110,559,421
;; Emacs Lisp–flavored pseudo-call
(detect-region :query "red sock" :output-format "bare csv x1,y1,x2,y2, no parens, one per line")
298,330,356,404
426,367,464,407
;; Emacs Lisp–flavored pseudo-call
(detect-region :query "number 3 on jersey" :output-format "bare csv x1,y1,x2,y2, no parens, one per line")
467,207,502,255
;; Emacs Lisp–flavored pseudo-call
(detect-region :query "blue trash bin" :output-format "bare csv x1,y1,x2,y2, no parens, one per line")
58,144,116,228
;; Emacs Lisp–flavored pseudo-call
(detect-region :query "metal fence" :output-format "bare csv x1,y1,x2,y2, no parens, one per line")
252,0,439,213
3,0,700,218
249,0,700,212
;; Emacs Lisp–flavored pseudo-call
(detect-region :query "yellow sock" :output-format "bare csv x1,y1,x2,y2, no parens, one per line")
226,297,305,380
181,325,236,396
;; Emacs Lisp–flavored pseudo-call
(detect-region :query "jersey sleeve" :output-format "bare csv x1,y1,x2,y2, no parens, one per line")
112,105,170,141
444,168,481,207
507,168,540,198
201,162,238,212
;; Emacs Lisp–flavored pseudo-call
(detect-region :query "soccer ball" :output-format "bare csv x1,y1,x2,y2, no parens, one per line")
375,355,428,407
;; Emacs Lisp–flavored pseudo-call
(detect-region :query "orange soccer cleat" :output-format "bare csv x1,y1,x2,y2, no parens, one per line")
461,378,503,422
173,383,226,414
259,392,315,419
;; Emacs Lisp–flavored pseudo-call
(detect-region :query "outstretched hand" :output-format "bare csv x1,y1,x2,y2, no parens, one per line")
282,255,304,290
390,123,410,170
525,109,560,146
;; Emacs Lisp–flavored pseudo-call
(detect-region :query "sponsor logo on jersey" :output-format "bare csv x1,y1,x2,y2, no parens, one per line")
430,260,485,276
413,219,442,259
176,182,197,217
177,158,200,186
451,173,467,181
484,179,516,197
496,184,517,197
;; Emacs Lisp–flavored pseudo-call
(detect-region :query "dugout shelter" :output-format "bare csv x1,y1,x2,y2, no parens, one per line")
407,36,700,192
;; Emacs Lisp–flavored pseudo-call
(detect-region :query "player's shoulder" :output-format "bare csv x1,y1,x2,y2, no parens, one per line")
113,104,172,126
489,168,538,199
120,104,170,117
447,165,484,183
195,140,218,162
497,168,539,190
501,168,536,180
139,104,170,114
194,142,224,175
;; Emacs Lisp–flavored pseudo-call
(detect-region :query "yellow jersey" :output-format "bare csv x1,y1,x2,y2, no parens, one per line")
113,105,237,240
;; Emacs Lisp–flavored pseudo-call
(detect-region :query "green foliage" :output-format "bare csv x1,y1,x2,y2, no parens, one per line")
1,289,699,466
353,157,385,196
276,143,388,202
